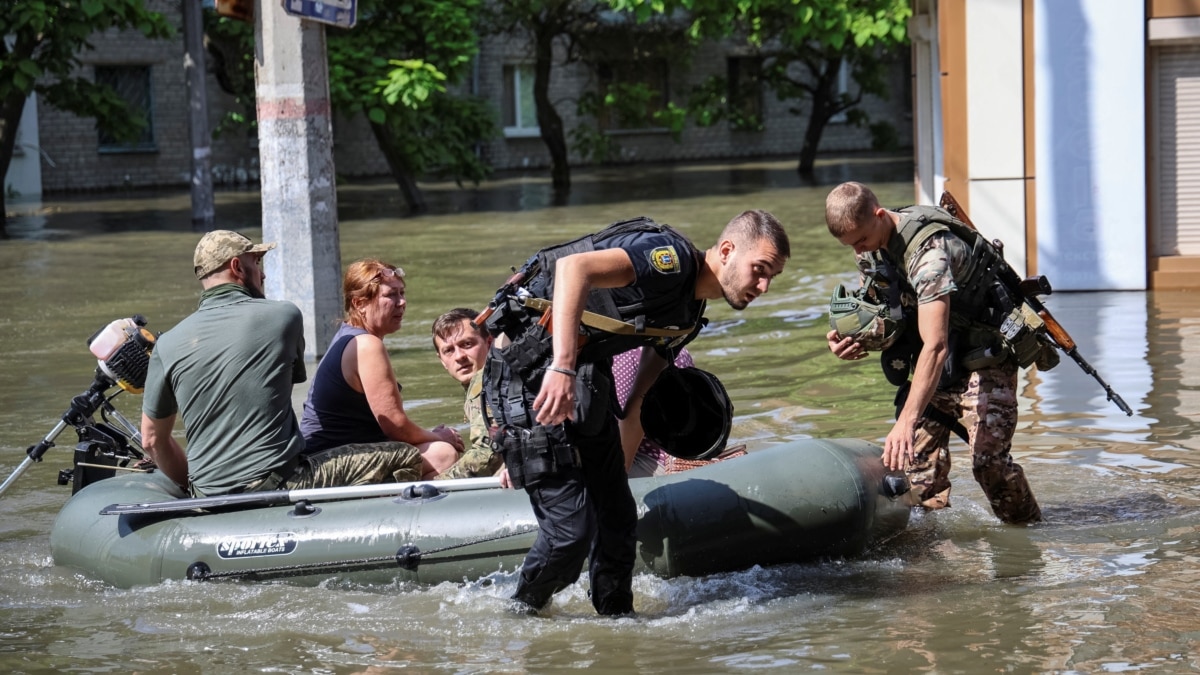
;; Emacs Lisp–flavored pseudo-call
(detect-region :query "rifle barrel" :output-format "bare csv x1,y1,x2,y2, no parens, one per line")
940,190,1132,417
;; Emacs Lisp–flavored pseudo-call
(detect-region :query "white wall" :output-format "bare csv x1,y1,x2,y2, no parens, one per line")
1035,0,1146,290
967,0,1028,274
4,95,42,201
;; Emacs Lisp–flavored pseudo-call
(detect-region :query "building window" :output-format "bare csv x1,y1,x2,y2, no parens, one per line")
502,64,539,138
595,59,669,132
830,61,851,124
727,56,764,131
95,65,156,152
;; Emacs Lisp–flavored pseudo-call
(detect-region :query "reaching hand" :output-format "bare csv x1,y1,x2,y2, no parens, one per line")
882,418,916,471
532,370,576,427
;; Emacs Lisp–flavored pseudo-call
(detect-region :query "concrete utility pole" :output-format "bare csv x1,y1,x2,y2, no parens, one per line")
183,0,215,231
254,0,342,359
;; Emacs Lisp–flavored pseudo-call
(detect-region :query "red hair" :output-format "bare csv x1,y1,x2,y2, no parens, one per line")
343,259,405,327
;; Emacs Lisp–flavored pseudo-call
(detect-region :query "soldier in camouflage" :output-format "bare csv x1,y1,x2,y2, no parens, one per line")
431,308,507,483
823,182,1041,525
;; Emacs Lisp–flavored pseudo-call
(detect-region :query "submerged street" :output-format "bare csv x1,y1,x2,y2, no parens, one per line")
1,156,1199,672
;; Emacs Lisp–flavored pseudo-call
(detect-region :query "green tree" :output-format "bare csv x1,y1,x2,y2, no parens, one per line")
615,0,910,175
479,0,609,194
329,0,495,213
207,0,495,214
0,0,172,236
567,16,692,165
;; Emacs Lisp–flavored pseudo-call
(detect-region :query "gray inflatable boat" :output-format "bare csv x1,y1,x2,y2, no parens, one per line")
50,439,911,588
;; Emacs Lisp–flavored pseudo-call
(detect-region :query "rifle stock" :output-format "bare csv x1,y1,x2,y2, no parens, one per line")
1037,311,1076,352
937,191,1133,416
475,265,531,327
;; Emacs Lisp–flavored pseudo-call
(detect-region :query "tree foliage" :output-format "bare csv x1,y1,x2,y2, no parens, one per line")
612,0,910,174
327,0,496,213
478,0,611,193
479,1,710,184
206,0,496,214
0,0,173,235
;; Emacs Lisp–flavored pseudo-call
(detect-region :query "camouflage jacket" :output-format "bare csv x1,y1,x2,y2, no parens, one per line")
437,370,503,480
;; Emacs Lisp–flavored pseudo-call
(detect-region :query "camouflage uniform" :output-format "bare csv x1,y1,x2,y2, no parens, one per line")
287,442,424,487
437,370,503,480
862,215,1042,524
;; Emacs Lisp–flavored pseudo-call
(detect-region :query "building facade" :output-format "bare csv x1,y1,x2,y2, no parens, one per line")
10,5,908,199
911,0,1200,290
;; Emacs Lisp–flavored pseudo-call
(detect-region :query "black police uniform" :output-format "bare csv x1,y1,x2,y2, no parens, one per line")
482,221,705,615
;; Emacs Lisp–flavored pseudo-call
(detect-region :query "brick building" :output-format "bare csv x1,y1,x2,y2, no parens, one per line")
11,4,911,196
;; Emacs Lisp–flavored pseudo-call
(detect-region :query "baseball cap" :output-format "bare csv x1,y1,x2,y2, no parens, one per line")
193,230,276,279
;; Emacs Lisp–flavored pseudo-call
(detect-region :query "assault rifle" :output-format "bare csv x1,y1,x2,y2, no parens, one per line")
938,191,1133,416
475,256,539,328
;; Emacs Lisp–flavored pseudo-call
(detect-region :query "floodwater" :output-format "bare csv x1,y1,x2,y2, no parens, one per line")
2,155,1199,673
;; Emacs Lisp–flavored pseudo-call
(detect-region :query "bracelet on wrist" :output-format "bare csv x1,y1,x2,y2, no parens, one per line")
546,366,577,377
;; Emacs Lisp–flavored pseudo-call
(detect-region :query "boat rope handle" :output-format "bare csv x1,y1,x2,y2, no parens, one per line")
185,526,540,582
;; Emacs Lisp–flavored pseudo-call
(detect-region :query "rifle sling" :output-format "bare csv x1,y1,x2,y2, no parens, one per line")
518,297,694,338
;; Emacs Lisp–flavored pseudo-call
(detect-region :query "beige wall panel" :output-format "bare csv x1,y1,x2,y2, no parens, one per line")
970,179,1029,275
967,0,1025,179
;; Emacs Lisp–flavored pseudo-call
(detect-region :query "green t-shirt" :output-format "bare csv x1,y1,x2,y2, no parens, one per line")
143,284,307,494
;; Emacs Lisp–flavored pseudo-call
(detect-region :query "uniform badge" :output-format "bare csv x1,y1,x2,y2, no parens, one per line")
649,246,681,274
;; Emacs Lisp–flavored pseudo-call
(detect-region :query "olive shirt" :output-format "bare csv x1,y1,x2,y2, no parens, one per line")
142,284,307,495
437,369,503,480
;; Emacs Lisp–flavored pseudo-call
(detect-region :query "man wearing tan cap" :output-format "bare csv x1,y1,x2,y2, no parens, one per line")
142,230,424,497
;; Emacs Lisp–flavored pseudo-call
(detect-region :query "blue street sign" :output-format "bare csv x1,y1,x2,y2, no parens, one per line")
281,0,357,29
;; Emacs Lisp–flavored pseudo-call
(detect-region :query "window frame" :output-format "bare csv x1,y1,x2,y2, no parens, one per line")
595,58,671,134
502,63,540,139
95,64,157,154
727,55,765,132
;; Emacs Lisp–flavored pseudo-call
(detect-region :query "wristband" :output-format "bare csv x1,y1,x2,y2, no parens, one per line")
546,366,577,377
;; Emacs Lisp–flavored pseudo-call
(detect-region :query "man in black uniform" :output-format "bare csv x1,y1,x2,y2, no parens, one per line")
481,211,790,615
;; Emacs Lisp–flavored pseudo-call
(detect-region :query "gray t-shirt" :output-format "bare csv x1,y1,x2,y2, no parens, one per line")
143,284,307,494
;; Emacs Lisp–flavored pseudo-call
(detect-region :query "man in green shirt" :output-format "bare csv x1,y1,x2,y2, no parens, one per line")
142,230,422,496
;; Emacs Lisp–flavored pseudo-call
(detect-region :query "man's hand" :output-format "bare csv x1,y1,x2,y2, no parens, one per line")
431,424,465,453
827,329,869,361
532,370,576,426
882,416,917,471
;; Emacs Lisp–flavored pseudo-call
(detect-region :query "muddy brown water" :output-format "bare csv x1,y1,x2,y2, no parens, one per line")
1,156,1198,673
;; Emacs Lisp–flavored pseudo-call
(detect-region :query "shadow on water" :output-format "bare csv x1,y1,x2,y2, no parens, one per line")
4,152,912,242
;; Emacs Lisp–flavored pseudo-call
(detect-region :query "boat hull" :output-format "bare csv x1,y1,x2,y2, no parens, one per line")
50,439,910,588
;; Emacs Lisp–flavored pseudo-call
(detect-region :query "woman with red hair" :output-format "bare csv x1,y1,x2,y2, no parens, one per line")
301,259,462,480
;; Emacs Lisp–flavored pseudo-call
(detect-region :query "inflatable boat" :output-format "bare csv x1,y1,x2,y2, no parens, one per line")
49,439,911,588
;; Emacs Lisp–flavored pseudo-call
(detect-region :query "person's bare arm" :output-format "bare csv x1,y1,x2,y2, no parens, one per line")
882,296,950,470
533,248,636,426
141,413,188,489
618,348,670,470
354,335,463,450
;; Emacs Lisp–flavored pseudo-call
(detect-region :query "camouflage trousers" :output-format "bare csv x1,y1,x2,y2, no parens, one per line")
285,441,424,489
906,365,1042,525
437,440,503,480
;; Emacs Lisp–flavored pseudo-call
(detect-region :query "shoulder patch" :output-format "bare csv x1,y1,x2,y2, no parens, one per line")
648,245,681,274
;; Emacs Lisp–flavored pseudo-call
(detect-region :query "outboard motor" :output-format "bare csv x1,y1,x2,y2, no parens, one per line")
0,316,156,498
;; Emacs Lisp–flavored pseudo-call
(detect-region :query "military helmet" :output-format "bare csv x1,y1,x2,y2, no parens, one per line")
641,366,733,461
828,283,903,352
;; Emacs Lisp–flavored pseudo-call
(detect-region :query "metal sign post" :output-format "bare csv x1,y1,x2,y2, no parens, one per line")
281,0,357,28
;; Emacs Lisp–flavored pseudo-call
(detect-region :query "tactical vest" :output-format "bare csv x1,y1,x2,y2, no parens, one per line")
483,216,706,383
863,205,1046,384
480,217,706,488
